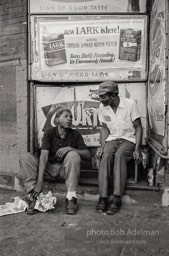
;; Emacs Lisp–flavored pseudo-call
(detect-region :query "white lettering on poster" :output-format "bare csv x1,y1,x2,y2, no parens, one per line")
31,16,147,81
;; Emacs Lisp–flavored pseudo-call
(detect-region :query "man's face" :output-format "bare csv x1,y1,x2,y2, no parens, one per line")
57,111,73,128
99,93,113,106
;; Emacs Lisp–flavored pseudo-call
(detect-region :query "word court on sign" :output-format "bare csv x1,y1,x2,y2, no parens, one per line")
41,101,101,134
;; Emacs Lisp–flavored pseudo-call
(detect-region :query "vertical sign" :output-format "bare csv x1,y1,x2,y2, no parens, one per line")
148,0,166,137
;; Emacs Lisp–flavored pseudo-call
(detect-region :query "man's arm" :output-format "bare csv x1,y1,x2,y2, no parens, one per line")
69,148,90,160
56,147,90,160
100,122,110,148
31,149,49,199
96,122,109,159
133,118,143,163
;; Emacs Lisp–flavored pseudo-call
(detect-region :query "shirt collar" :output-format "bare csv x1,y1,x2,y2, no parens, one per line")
118,97,125,109
55,127,72,138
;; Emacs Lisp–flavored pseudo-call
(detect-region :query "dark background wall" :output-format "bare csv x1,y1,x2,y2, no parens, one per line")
0,0,28,189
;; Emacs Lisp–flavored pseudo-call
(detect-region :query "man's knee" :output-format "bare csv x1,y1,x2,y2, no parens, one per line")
114,150,126,160
102,152,113,160
65,151,81,163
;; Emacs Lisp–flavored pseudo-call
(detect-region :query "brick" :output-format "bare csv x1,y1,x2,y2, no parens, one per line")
8,16,26,25
8,6,27,14
0,0,27,177
0,24,26,36
9,0,24,8
9,12,26,20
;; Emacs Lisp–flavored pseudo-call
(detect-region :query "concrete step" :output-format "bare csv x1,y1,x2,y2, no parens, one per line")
43,177,159,198
43,181,99,197
80,169,98,179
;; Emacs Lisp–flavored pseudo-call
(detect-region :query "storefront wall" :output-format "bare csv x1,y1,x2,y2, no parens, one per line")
0,0,28,189
3,0,168,189
28,0,148,180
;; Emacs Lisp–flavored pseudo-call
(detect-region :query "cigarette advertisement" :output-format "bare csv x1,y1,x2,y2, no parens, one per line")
30,15,147,82
35,83,146,148
29,0,147,14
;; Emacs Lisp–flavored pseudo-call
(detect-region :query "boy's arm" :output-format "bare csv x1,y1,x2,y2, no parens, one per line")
56,147,90,160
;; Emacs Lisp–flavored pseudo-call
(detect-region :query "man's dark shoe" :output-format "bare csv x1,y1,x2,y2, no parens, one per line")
96,197,107,214
106,199,121,215
66,197,78,214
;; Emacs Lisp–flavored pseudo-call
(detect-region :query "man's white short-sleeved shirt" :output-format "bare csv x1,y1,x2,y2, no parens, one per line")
98,97,141,144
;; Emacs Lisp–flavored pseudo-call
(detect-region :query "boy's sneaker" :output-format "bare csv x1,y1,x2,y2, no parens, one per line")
96,197,107,214
66,197,78,214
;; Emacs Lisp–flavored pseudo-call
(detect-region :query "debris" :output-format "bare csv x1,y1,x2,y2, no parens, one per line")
101,212,107,215
122,195,137,205
34,191,57,212
67,223,78,228
0,196,28,217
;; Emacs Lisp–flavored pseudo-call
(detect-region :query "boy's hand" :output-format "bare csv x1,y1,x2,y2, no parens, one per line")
31,181,43,199
55,146,71,160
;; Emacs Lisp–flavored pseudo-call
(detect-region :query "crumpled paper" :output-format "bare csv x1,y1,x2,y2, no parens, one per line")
34,191,57,212
0,196,28,217
122,195,137,205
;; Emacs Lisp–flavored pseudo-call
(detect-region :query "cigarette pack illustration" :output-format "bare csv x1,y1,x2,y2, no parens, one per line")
43,33,67,67
119,28,141,62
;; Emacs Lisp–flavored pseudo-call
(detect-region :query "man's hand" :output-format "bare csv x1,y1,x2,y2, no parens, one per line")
95,147,104,160
133,149,142,164
55,146,71,160
31,181,43,199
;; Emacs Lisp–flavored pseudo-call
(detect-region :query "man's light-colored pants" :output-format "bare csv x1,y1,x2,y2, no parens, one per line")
20,151,81,194
99,139,135,197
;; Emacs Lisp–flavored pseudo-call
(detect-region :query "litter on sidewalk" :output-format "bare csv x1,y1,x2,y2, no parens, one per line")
0,196,28,217
0,191,57,217
122,194,137,205
34,191,57,212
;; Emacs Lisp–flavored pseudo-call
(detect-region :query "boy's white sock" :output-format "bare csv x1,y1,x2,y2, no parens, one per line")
66,191,76,200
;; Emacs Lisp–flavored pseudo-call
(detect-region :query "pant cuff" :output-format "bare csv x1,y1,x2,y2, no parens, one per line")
26,184,35,194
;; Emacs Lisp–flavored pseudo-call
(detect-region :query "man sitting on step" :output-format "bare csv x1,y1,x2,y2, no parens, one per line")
20,108,90,215
95,81,143,215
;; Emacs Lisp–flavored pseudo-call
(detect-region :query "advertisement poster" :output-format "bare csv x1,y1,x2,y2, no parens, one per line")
148,0,166,137
35,83,146,148
29,0,147,14
30,15,147,82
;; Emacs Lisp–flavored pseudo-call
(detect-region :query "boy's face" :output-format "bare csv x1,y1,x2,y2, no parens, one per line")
57,111,73,128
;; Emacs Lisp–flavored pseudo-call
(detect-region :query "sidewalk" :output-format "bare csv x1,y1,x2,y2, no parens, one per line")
0,188,169,256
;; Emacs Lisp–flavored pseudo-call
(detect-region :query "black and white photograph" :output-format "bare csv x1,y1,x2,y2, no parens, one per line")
0,0,169,255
